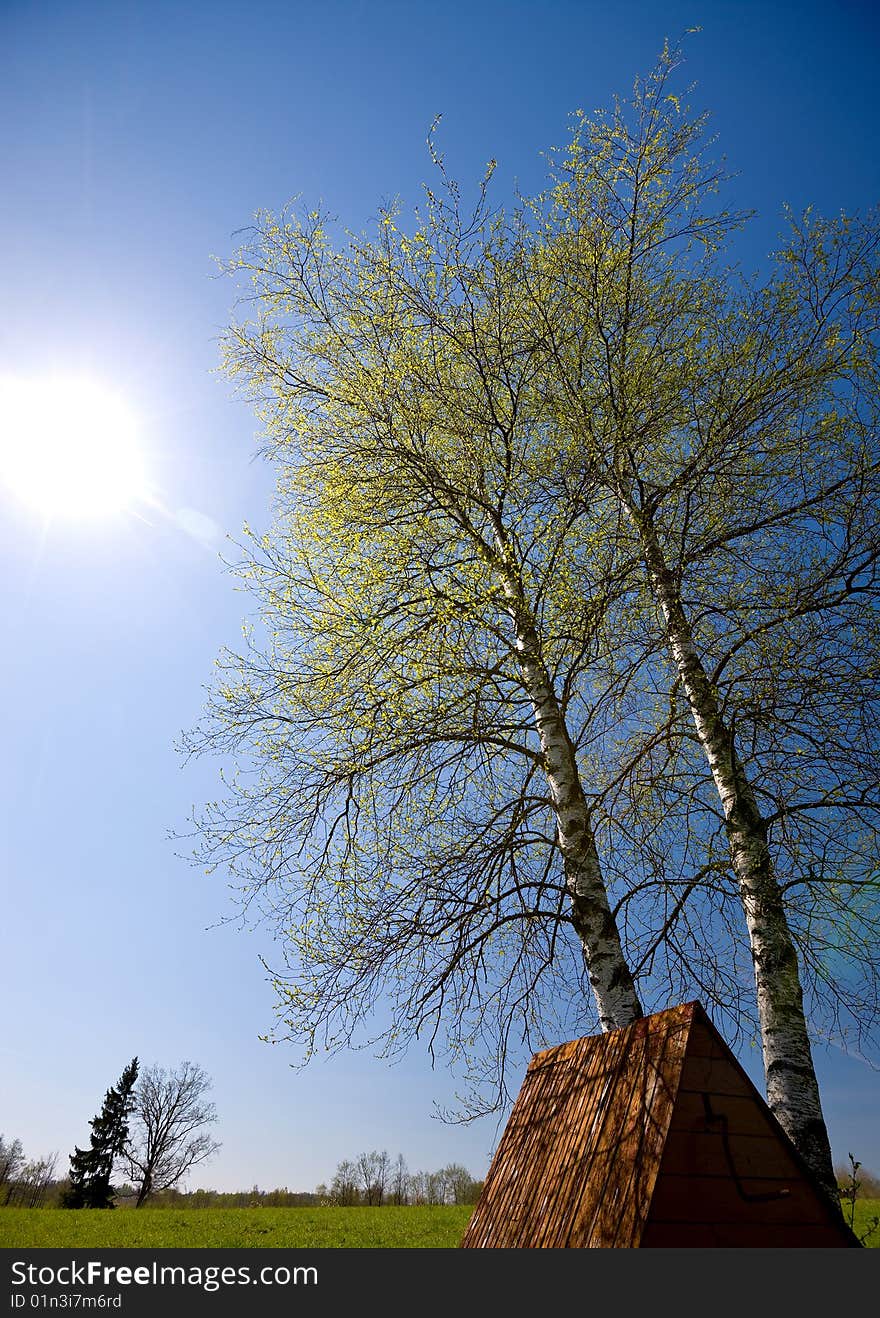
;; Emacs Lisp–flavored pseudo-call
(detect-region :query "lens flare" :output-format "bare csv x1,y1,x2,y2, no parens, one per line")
0,375,147,518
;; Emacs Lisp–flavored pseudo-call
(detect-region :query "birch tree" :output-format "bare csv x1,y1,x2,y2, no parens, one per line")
185,45,879,1197
183,159,652,1117
527,44,880,1200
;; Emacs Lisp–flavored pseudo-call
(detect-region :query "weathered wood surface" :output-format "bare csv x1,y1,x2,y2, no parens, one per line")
460,1003,692,1248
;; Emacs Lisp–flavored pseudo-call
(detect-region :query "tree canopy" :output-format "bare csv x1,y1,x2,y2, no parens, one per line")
184,43,879,1197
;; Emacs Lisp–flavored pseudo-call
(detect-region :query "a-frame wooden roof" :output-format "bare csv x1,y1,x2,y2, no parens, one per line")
460,1001,860,1248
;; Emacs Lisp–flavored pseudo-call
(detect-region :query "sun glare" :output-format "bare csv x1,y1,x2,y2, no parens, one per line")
0,375,147,518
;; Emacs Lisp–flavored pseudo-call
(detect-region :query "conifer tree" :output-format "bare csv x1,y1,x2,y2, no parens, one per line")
61,1057,139,1209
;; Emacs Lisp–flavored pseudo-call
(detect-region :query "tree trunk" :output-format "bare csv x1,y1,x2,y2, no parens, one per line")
496,553,643,1030
135,1171,152,1208
631,501,838,1205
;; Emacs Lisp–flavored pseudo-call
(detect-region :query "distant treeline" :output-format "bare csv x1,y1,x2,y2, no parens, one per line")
114,1185,322,1209
116,1151,486,1209
319,1151,483,1206
2,1133,484,1209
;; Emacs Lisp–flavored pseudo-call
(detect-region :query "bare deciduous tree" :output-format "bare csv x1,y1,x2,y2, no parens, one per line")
18,1153,58,1209
0,1138,57,1208
125,1062,220,1207
329,1158,360,1206
356,1149,391,1206
389,1153,410,1205
0,1135,25,1206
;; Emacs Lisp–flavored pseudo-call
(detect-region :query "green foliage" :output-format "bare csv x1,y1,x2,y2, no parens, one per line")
185,37,880,1116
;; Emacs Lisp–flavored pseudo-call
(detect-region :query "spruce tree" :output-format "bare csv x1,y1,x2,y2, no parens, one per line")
62,1057,139,1208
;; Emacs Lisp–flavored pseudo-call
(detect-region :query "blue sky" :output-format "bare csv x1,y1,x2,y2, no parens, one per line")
1,0,879,1194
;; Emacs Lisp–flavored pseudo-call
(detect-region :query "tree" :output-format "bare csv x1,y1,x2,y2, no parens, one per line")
124,1062,220,1207
15,1153,58,1209
389,1153,410,1205
184,42,879,1197
409,1168,445,1206
520,43,879,1202
61,1057,139,1208
0,1140,58,1210
183,138,651,1119
438,1162,482,1204
329,1158,360,1206
355,1149,390,1206
0,1135,25,1205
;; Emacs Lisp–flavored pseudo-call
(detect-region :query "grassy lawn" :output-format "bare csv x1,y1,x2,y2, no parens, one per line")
2,1201,876,1248
0,1205,474,1249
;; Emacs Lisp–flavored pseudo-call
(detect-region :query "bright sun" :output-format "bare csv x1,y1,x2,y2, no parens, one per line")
0,375,147,518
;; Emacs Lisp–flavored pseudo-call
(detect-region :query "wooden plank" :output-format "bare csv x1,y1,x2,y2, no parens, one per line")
545,1025,635,1247
678,1054,757,1098
461,1029,629,1248
668,1089,779,1139
592,1008,692,1247
649,1172,829,1225
683,1014,735,1060
567,1023,647,1247
511,1046,591,1247
519,1058,589,1247
506,1060,571,1245
481,1041,591,1247
658,1130,802,1180
461,1007,696,1248
641,1221,857,1248
459,1063,535,1247
485,1058,566,1247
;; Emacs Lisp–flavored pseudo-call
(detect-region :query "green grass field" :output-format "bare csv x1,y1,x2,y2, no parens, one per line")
0,1205,474,1249
1,1201,877,1249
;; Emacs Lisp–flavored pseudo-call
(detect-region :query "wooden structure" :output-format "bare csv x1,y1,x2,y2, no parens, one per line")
460,1001,859,1248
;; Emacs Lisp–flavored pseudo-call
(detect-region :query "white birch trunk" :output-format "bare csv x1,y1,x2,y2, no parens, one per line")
631,502,838,1204
494,552,642,1031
